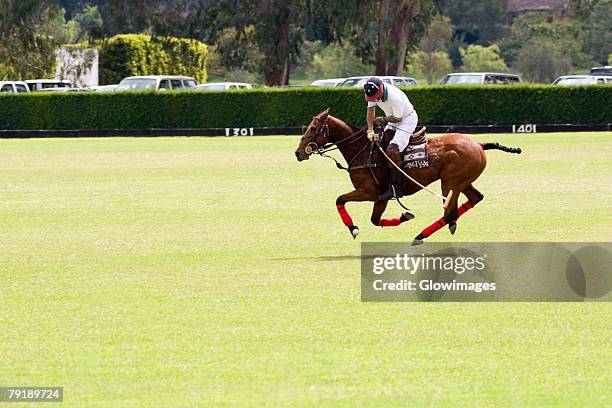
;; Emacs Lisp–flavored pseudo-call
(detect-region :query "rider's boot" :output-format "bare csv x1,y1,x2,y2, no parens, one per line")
379,144,405,201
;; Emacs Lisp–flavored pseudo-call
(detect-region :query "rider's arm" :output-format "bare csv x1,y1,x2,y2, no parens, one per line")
367,106,376,131
374,115,401,126
379,115,401,124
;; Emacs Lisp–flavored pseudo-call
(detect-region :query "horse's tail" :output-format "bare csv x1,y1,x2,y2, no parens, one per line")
481,142,522,154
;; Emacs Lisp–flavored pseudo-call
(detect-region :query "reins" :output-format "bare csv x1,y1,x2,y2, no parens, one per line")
306,123,368,172
305,117,416,210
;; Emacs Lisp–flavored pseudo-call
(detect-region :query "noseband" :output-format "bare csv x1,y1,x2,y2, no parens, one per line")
304,118,330,155
304,117,365,156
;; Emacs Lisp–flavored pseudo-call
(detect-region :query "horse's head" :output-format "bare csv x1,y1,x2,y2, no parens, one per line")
295,108,331,161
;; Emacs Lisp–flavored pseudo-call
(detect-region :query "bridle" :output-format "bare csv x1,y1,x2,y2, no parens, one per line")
304,116,366,156
304,118,330,155
302,116,369,173
300,115,412,211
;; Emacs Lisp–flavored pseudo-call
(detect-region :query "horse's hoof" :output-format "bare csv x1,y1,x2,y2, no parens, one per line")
412,238,423,246
350,226,360,239
449,223,457,235
401,212,415,222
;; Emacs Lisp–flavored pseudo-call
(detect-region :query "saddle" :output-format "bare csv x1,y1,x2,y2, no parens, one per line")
380,127,429,169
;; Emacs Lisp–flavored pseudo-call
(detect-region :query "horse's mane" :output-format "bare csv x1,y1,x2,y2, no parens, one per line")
346,122,360,133
329,114,360,133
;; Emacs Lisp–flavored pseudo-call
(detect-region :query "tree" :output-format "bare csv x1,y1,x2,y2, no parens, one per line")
0,1,71,79
420,15,453,53
515,39,571,83
251,0,304,85
56,0,86,18
460,44,508,72
309,42,370,78
410,51,452,84
444,0,508,45
574,0,612,65
304,0,366,43
500,13,593,69
411,15,453,83
72,5,104,42
350,0,442,76
209,0,370,84
224,69,257,83
216,25,263,74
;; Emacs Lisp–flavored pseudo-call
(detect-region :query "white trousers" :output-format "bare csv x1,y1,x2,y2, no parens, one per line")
386,112,418,151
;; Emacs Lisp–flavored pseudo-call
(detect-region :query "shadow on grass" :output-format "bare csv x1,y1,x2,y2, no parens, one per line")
268,255,373,262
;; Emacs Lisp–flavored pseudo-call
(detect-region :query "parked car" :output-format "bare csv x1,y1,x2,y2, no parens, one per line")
552,75,611,85
440,73,522,85
590,66,612,76
85,85,119,92
25,79,72,92
273,85,304,89
38,87,85,92
311,78,346,87
116,76,198,91
0,81,30,93
338,76,418,87
196,82,253,91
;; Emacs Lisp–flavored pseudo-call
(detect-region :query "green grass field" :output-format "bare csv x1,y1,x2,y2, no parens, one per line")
1,133,611,407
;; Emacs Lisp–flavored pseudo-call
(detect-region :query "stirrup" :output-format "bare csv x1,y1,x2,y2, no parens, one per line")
379,185,402,201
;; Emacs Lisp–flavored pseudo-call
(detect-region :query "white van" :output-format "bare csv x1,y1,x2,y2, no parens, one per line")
440,73,522,85
196,82,254,91
311,78,346,87
25,79,72,92
0,81,30,93
337,76,418,87
116,76,198,91
552,75,612,85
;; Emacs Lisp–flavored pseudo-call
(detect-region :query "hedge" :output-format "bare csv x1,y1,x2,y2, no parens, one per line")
0,85,610,130
99,34,208,84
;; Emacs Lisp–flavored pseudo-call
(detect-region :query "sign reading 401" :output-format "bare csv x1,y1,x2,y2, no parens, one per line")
512,124,537,133
225,127,255,136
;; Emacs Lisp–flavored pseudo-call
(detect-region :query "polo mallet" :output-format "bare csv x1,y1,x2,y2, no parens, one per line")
377,144,453,209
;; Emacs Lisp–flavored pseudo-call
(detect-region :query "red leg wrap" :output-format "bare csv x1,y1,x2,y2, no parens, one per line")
336,204,353,227
456,201,474,217
380,217,402,227
419,201,476,240
420,217,447,238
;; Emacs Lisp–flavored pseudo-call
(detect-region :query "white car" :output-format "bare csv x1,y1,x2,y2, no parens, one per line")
116,76,198,91
25,79,72,92
590,66,612,76
552,75,611,85
196,82,253,91
311,78,346,87
440,73,522,85
85,85,119,92
0,81,30,93
337,76,418,87
38,87,84,92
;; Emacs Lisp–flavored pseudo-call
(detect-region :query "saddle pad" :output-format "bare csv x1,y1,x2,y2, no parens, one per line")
402,135,428,169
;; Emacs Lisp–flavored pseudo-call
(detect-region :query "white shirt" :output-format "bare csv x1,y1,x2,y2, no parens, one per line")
367,83,414,121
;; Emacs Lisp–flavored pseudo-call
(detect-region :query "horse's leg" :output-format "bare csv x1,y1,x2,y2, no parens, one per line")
370,200,415,227
448,184,484,234
336,189,377,238
412,182,459,246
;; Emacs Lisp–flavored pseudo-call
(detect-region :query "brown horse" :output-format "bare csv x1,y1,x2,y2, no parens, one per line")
294,108,521,245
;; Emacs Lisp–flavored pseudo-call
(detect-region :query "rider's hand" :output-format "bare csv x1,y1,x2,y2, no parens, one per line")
367,129,379,142
375,116,387,125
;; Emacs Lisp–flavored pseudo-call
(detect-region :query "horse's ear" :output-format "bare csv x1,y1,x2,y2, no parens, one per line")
320,107,330,119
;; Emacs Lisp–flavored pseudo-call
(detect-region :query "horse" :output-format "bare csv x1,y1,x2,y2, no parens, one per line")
294,108,522,245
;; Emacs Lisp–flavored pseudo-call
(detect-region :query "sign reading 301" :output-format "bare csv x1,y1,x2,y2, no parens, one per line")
225,128,255,136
